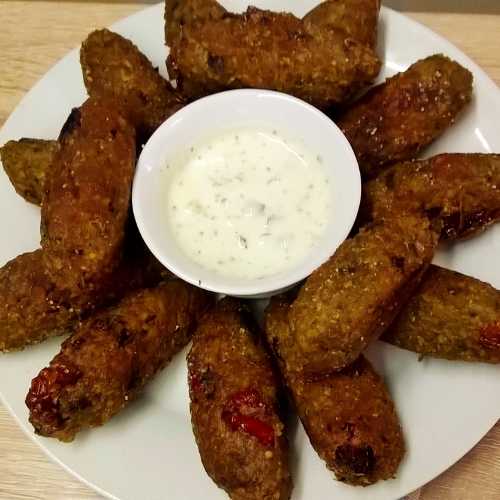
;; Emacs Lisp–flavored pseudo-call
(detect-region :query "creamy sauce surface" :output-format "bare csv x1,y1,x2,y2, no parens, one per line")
164,127,332,279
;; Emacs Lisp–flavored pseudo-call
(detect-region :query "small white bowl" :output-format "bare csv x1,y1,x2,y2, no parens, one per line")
133,89,360,298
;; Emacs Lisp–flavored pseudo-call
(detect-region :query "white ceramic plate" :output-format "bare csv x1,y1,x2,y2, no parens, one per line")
0,2,499,500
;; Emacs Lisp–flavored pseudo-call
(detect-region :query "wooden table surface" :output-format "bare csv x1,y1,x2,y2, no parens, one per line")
0,2,499,499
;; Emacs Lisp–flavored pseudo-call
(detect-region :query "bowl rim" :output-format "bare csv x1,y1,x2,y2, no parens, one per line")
132,88,361,296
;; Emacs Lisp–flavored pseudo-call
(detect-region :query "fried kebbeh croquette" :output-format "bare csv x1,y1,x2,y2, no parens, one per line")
383,265,500,363
0,241,169,352
165,2,381,108
0,111,92,207
0,250,77,351
26,280,211,441
361,153,500,239
286,214,439,375
265,296,404,485
188,299,292,500
0,138,59,205
303,0,380,49
81,29,185,139
41,97,136,299
335,55,473,179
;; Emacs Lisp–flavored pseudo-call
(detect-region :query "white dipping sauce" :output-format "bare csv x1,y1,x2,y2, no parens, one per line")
164,127,332,279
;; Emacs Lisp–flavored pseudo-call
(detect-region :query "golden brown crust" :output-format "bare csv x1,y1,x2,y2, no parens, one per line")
166,5,380,108
0,250,76,351
41,97,136,300
336,55,473,178
26,280,212,441
81,29,185,139
0,244,169,352
383,265,500,363
165,0,226,47
0,139,59,205
303,0,380,48
265,296,404,485
361,153,500,239
188,299,292,500
287,214,439,374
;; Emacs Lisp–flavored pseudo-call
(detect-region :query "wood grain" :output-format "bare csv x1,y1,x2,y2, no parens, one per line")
0,408,101,500
0,2,499,499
